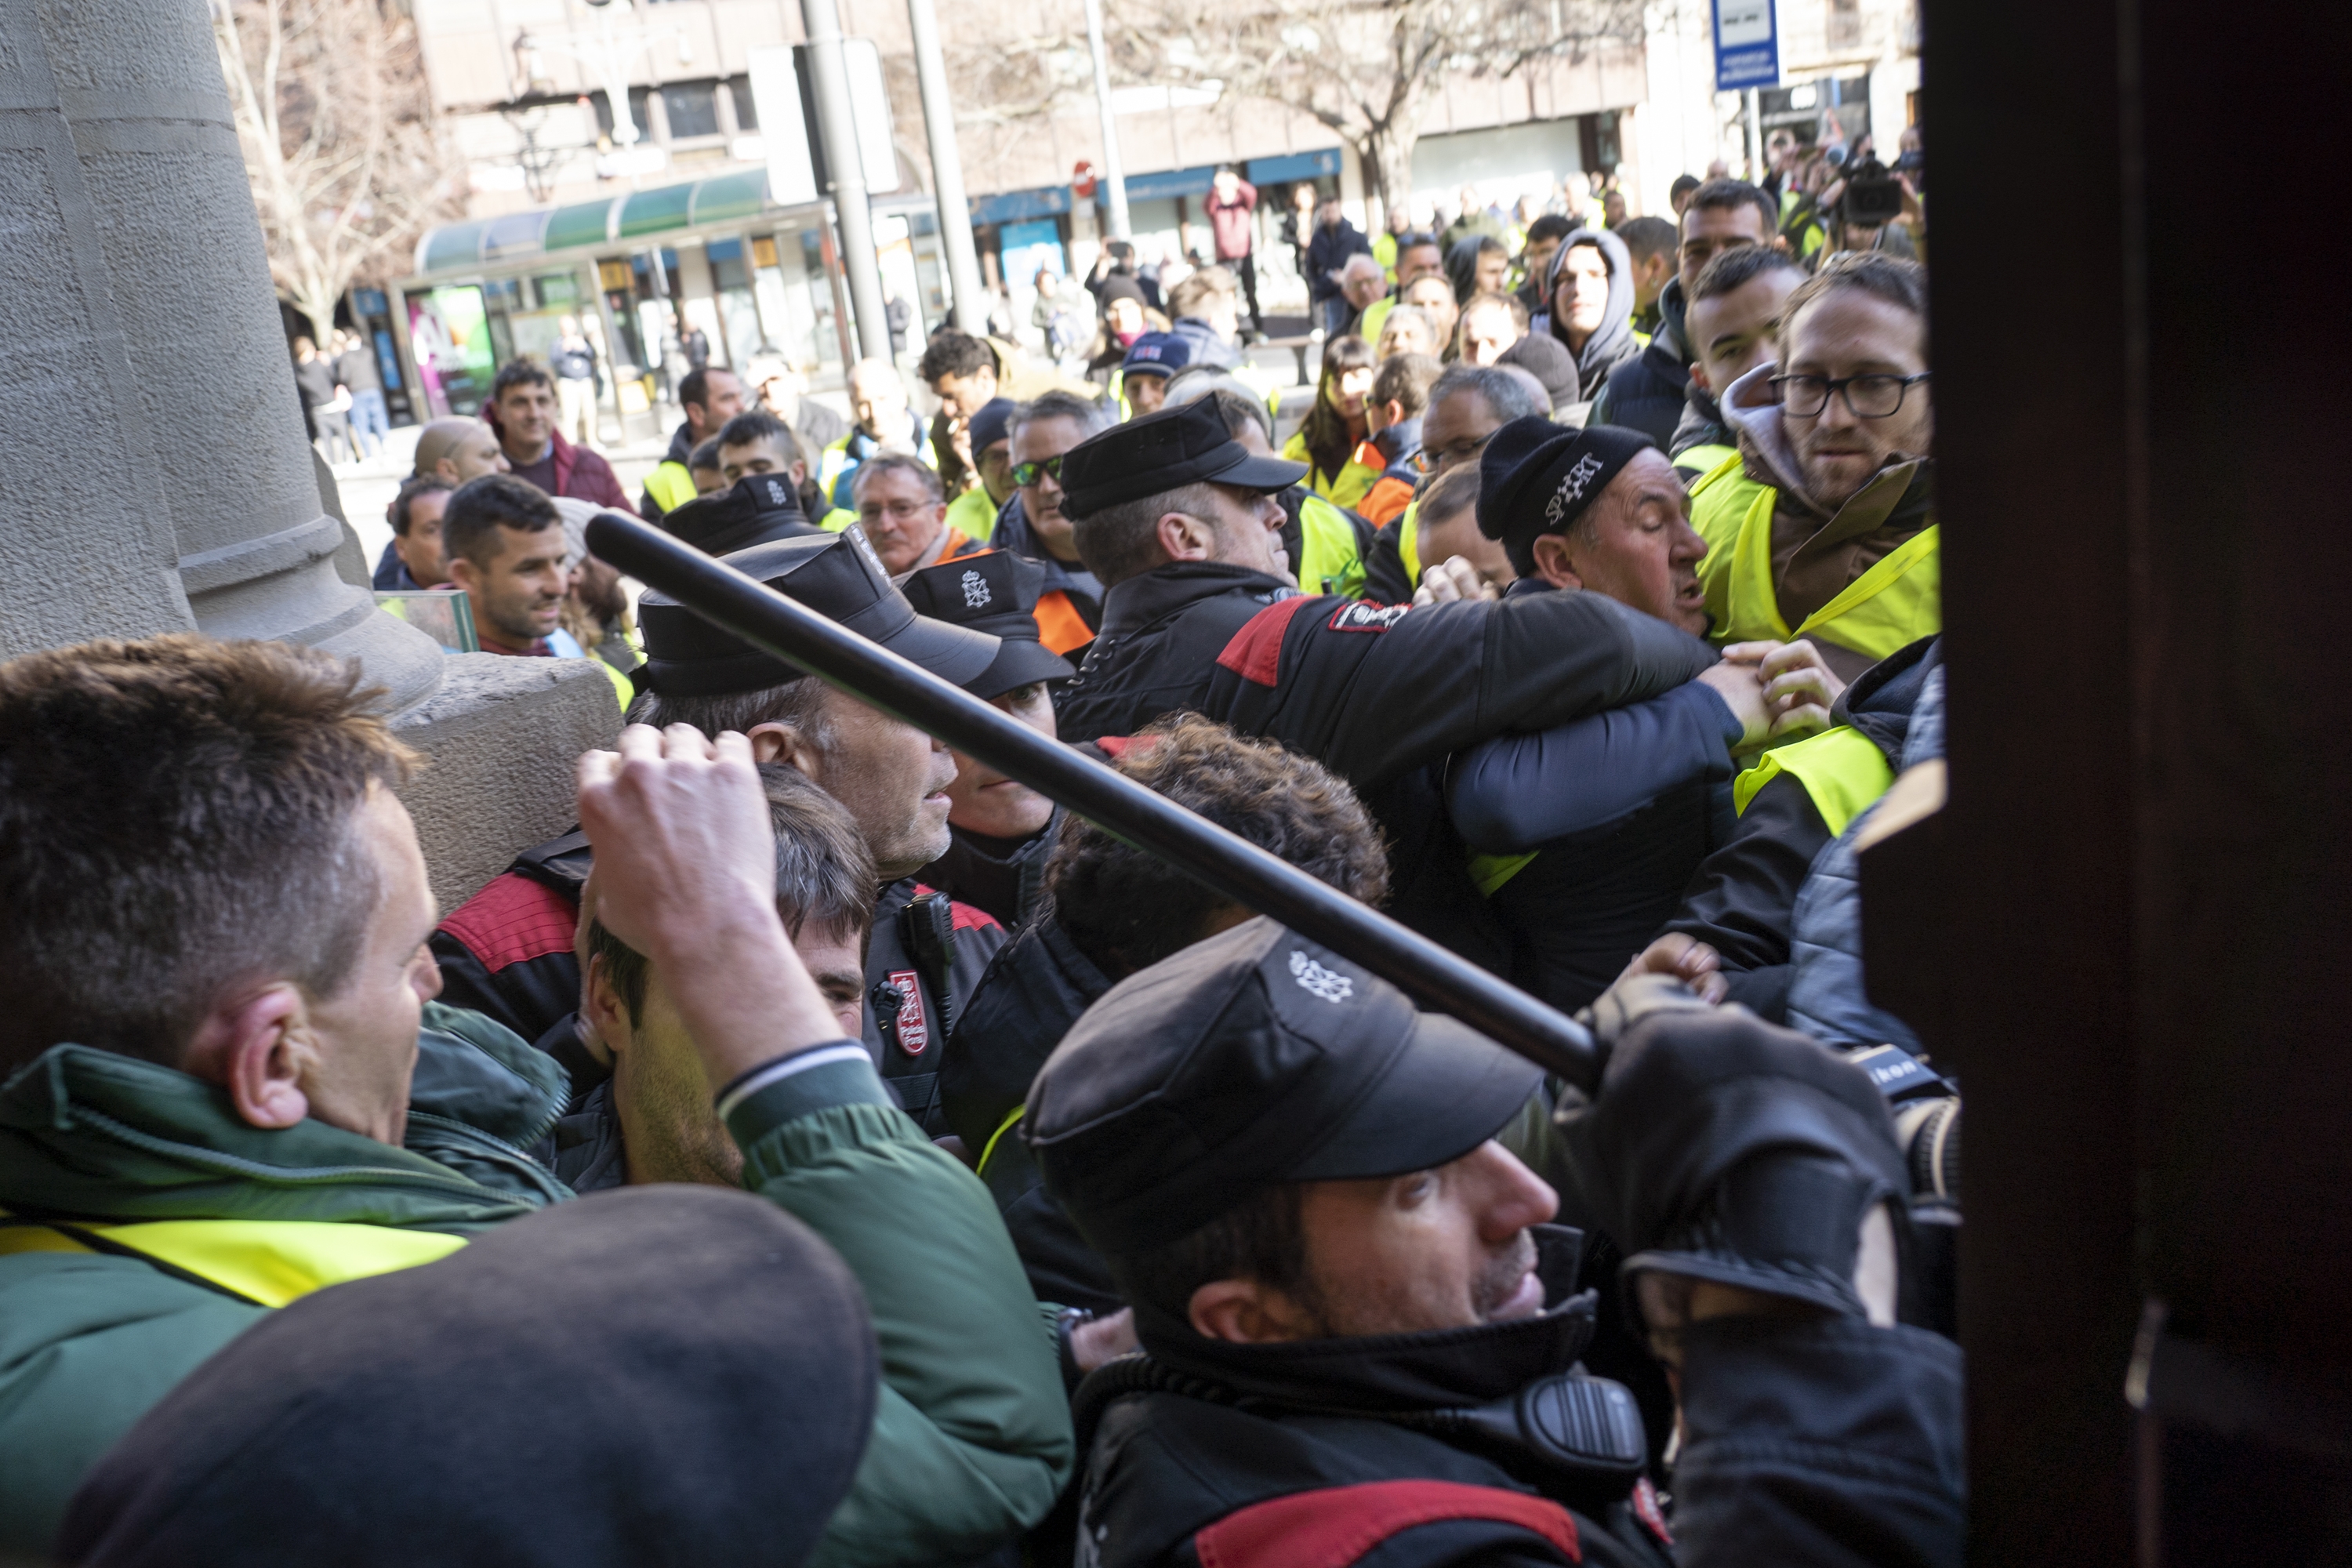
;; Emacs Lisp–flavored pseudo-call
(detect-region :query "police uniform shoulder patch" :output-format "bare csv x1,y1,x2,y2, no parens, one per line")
1327,601,1410,633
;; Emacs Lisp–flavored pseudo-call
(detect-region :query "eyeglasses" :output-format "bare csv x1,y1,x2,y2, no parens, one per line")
1769,372,1932,419
1011,456,1065,487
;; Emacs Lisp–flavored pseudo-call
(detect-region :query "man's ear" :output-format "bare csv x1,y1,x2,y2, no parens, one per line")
185,984,315,1131
1687,359,1713,395
1154,510,1219,563
583,953,631,1061
790,459,809,487
446,556,480,593
1189,1278,1312,1345
748,720,821,778
1528,533,1585,591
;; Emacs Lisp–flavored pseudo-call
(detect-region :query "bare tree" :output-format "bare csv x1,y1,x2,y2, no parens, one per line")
949,0,1642,216
1116,0,1642,213
210,0,459,343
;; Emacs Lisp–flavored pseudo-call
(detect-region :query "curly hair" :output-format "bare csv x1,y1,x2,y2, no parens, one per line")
1046,714,1388,979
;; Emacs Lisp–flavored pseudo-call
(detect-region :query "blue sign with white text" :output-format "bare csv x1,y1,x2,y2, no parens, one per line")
1714,0,1780,91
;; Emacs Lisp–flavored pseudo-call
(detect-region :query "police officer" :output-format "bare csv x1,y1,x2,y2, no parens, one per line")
1049,398,1718,829
1027,927,1965,1567
902,549,1077,930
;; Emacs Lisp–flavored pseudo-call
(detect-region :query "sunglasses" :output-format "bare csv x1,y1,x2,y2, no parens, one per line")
1011,456,1065,488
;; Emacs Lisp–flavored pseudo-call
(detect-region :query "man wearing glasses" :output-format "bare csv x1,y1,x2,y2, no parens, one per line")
998,390,1116,654
1693,251,1937,683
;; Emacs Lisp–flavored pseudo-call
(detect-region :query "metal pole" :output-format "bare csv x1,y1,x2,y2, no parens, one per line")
800,0,893,361
1745,88,1765,182
1080,0,1131,240
584,511,1602,1091
905,0,988,335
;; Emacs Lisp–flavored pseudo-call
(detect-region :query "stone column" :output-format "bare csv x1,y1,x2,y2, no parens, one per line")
0,0,627,909
0,0,442,709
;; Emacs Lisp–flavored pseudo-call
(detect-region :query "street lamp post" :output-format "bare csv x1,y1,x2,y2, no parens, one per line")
1080,0,1131,240
905,0,987,334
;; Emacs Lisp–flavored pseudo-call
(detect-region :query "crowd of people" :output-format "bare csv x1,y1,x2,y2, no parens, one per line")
10,137,1954,1567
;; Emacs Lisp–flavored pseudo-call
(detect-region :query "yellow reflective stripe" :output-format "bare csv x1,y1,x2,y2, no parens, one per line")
1468,851,1538,898
0,1215,466,1308
644,461,697,514
976,1105,1025,1178
1399,499,1421,587
1731,724,1895,838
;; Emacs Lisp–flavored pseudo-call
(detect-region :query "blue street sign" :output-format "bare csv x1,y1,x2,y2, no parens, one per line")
1714,0,1780,92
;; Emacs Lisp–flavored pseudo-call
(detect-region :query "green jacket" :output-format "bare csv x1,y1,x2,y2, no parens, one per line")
0,1005,1070,1563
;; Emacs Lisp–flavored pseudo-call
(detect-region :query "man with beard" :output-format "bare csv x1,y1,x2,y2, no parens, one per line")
1029,942,1964,1568
1692,251,1936,682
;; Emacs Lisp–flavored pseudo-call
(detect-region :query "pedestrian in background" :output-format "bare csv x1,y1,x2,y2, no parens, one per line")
1204,166,1264,340
332,328,387,460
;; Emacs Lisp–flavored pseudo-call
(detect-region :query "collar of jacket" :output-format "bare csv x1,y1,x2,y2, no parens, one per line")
1671,385,1727,458
662,419,695,466
992,492,1105,604
1650,276,1690,365
1372,416,1423,467
0,1004,571,1232
1129,1224,1595,1412
1096,561,1296,640
1831,633,1944,761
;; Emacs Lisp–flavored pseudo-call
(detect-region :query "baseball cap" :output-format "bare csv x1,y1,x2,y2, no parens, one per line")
59,1187,876,1568
1026,917,1545,1254
967,397,1018,458
637,528,998,696
659,470,823,557
1120,332,1192,382
1056,398,1307,520
900,548,1076,699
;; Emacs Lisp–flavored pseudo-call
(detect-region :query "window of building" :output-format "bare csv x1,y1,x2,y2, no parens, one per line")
662,80,720,140
727,75,757,132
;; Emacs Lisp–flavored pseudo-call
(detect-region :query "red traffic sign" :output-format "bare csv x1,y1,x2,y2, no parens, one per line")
1072,159,1098,198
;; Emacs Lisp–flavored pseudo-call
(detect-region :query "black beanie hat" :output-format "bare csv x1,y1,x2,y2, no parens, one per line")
60,1187,877,1568
1475,416,1657,576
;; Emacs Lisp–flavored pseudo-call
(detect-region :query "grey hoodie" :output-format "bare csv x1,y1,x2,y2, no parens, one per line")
1528,225,1642,399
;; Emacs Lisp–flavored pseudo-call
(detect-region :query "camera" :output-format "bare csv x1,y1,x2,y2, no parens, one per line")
1839,154,1907,226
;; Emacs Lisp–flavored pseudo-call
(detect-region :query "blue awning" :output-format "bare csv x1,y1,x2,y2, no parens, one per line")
1247,148,1341,184
1120,163,1220,201
969,185,1071,227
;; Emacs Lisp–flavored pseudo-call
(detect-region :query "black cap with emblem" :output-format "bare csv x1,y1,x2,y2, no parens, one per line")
1475,416,1657,577
657,470,825,557
1055,397,1307,521
1025,916,1545,1255
637,528,999,697
900,548,1076,699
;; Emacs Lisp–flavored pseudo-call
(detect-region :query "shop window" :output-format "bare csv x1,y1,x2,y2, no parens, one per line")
662,80,721,140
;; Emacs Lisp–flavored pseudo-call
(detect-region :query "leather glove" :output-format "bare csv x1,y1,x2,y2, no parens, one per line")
1556,1004,1907,1320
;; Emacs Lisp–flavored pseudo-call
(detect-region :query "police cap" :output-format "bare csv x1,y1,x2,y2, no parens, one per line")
658,469,823,557
900,548,1076,699
1056,397,1306,520
637,528,998,697
1025,917,1545,1254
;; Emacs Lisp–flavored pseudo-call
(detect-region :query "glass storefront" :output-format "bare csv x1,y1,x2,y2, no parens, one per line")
404,284,495,416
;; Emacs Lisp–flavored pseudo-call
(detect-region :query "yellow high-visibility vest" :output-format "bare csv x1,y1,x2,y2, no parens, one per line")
1691,458,1940,663
644,459,697,516
0,1213,466,1308
1297,495,1367,600
1282,430,1381,512
943,485,998,544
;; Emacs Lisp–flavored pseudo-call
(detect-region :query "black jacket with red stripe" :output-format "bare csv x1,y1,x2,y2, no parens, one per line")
430,833,1004,1131
1069,1229,1965,1568
1048,563,1717,966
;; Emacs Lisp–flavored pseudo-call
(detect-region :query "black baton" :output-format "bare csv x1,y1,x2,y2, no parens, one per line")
586,513,1599,1091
